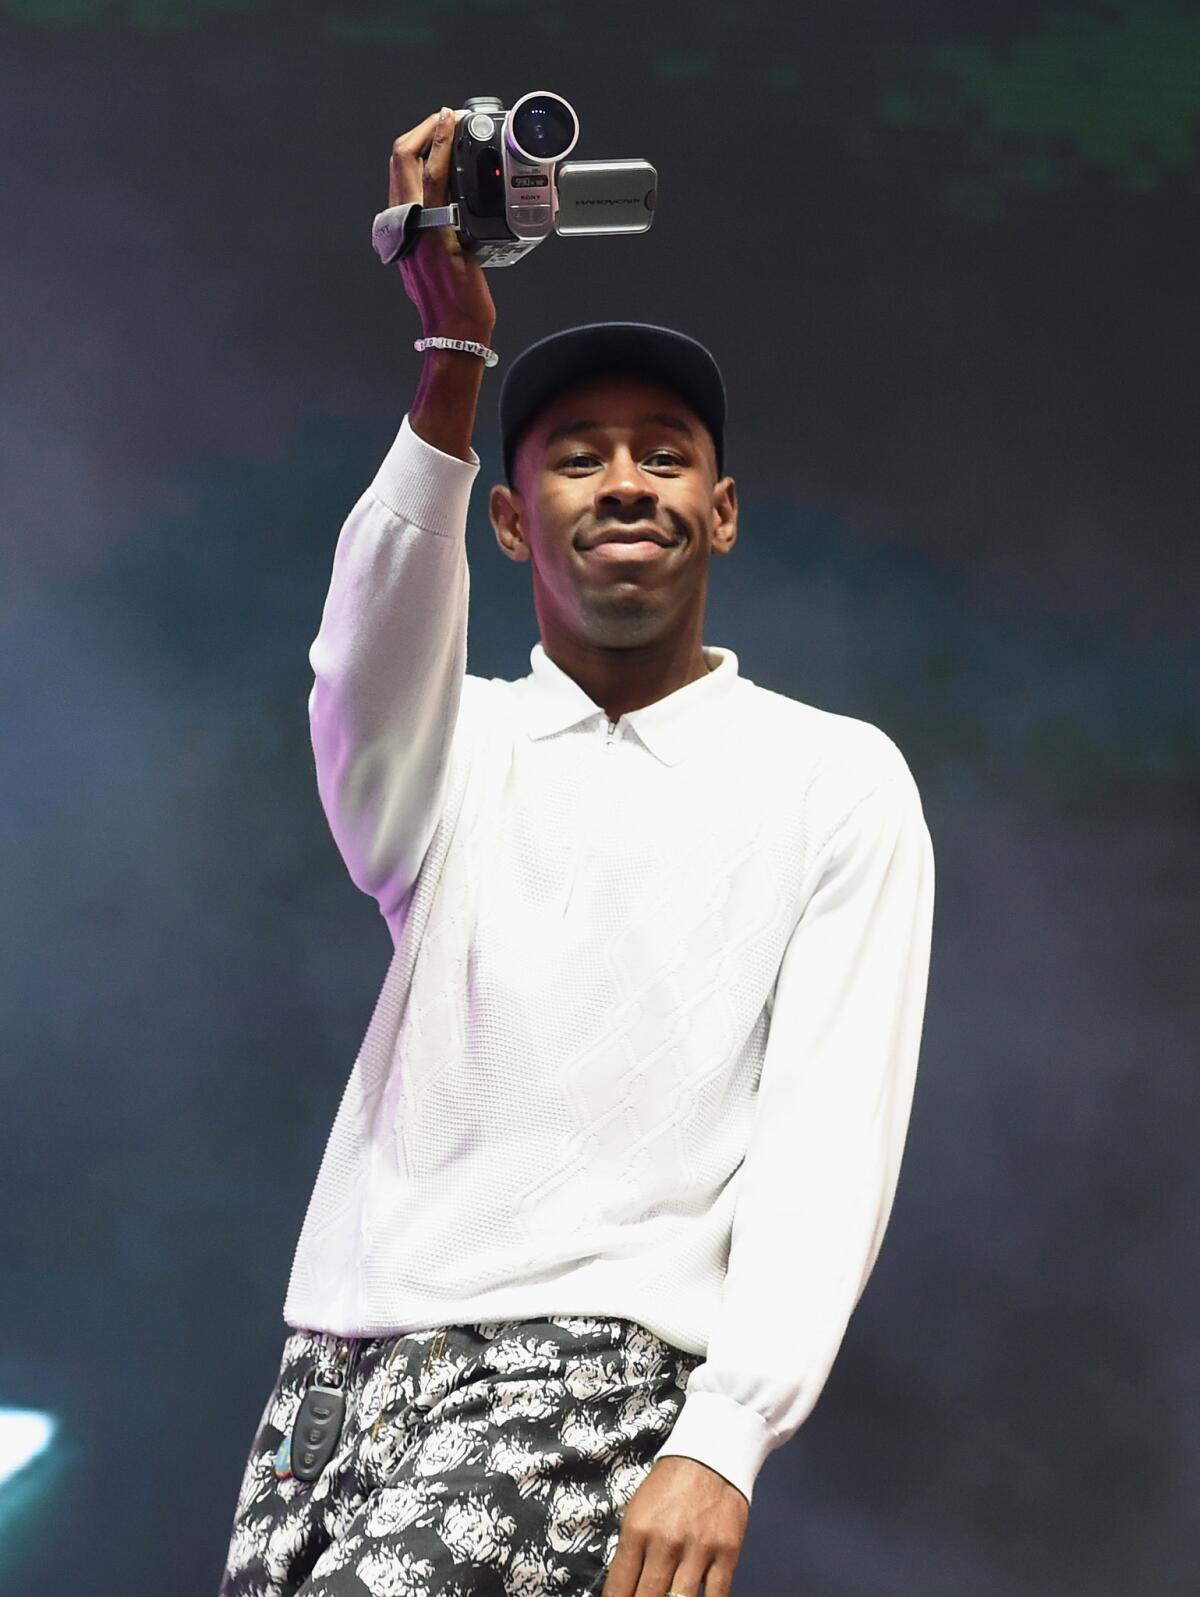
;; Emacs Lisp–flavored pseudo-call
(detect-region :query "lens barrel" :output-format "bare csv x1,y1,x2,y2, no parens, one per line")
507,91,579,162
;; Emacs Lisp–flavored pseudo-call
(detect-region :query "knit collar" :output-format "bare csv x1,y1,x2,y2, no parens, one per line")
512,640,740,766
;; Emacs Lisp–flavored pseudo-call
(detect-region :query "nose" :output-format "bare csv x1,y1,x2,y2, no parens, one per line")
593,448,659,515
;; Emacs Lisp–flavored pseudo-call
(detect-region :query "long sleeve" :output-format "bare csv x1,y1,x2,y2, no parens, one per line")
654,753,936,1506
307,414,481,923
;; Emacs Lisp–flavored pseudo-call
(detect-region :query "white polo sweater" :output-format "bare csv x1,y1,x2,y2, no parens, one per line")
282,413,936,1506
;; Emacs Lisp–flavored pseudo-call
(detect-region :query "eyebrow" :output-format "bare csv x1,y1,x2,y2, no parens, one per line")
541,412,696,452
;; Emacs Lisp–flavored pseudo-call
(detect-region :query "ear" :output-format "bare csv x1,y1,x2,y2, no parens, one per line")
710,475,738,556
490,482,532,564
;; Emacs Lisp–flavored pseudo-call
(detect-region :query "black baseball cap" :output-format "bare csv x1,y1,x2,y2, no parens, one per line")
498,321,727,490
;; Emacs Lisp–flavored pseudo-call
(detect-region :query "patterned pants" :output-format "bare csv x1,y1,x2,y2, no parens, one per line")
217,1314,704,1597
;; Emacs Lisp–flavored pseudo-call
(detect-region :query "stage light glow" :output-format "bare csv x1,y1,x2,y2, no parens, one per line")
0,1411,56,1492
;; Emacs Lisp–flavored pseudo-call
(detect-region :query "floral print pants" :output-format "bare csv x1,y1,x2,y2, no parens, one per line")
216,1314,703,1597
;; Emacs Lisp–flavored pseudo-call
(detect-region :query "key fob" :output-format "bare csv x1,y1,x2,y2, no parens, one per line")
289,1381,346,1482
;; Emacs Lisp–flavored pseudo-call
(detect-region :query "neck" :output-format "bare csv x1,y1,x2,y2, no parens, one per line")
542,627,712,724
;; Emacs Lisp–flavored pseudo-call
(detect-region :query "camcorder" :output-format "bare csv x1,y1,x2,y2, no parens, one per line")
390,90,657,269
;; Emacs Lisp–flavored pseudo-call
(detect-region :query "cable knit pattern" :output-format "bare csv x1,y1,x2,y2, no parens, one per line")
283,414,936,1505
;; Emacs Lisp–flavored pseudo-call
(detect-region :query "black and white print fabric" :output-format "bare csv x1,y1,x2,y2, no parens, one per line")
217,1313,703,1597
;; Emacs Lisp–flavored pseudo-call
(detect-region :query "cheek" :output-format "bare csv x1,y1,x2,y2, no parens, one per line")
538,478,578,510
534,488,586,542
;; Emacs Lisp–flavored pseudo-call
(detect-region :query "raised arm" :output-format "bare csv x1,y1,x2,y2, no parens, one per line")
307,106,498,920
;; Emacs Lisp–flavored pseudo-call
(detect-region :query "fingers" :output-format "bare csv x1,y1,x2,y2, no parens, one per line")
388,106,461,209
389,109,439,207
423,106,456,207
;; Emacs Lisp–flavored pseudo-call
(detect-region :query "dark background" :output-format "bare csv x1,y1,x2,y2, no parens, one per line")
1,2,1196,1592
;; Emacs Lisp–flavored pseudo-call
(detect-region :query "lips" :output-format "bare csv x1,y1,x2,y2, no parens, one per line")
584,525,675,549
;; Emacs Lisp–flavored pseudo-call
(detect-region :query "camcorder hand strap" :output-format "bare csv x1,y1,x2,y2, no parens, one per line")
372,202,460,265
371,202,499,366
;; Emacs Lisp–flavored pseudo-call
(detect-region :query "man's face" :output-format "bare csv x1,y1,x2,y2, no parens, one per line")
488,373,738,653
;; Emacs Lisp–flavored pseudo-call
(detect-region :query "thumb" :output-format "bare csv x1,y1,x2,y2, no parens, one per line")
423,106,456,205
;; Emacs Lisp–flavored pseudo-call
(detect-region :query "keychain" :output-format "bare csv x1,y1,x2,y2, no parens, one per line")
274,1351,349,1482
287,1379,347,1481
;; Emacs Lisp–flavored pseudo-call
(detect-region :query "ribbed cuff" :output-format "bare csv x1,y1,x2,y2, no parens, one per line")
653,1389,779,1508
368,412,482,538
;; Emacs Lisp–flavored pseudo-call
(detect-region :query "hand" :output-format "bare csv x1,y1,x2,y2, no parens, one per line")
601,1456,750,1597
388,106,498,343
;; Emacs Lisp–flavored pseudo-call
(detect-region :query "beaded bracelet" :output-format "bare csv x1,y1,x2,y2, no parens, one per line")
414,335,499,368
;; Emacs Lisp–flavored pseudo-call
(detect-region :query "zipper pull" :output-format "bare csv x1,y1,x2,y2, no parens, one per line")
605,718,617,748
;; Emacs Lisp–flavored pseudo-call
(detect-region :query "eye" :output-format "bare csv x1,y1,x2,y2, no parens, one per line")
559,450,683,468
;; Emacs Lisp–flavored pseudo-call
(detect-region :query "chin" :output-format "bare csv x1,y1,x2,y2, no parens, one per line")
581,599,668,640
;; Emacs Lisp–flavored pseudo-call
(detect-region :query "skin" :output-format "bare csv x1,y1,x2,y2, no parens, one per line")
394,107,748,1594
490,373,750,1596
488,373,739,724
596,1454,750,1597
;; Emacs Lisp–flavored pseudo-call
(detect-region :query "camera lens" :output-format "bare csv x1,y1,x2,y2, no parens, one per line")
508,92,578,162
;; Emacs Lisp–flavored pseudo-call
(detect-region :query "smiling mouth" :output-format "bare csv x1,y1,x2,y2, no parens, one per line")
583,523,678,550
584,538,675,560
584,522,675,547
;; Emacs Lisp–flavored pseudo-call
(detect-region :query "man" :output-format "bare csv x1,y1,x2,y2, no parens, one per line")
217,108,935,1597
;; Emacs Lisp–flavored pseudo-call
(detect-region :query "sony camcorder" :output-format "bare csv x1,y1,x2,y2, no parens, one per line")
441,91,657,267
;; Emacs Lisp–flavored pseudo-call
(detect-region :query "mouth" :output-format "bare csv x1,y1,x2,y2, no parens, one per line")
582,524,677,553
584,539,674,562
